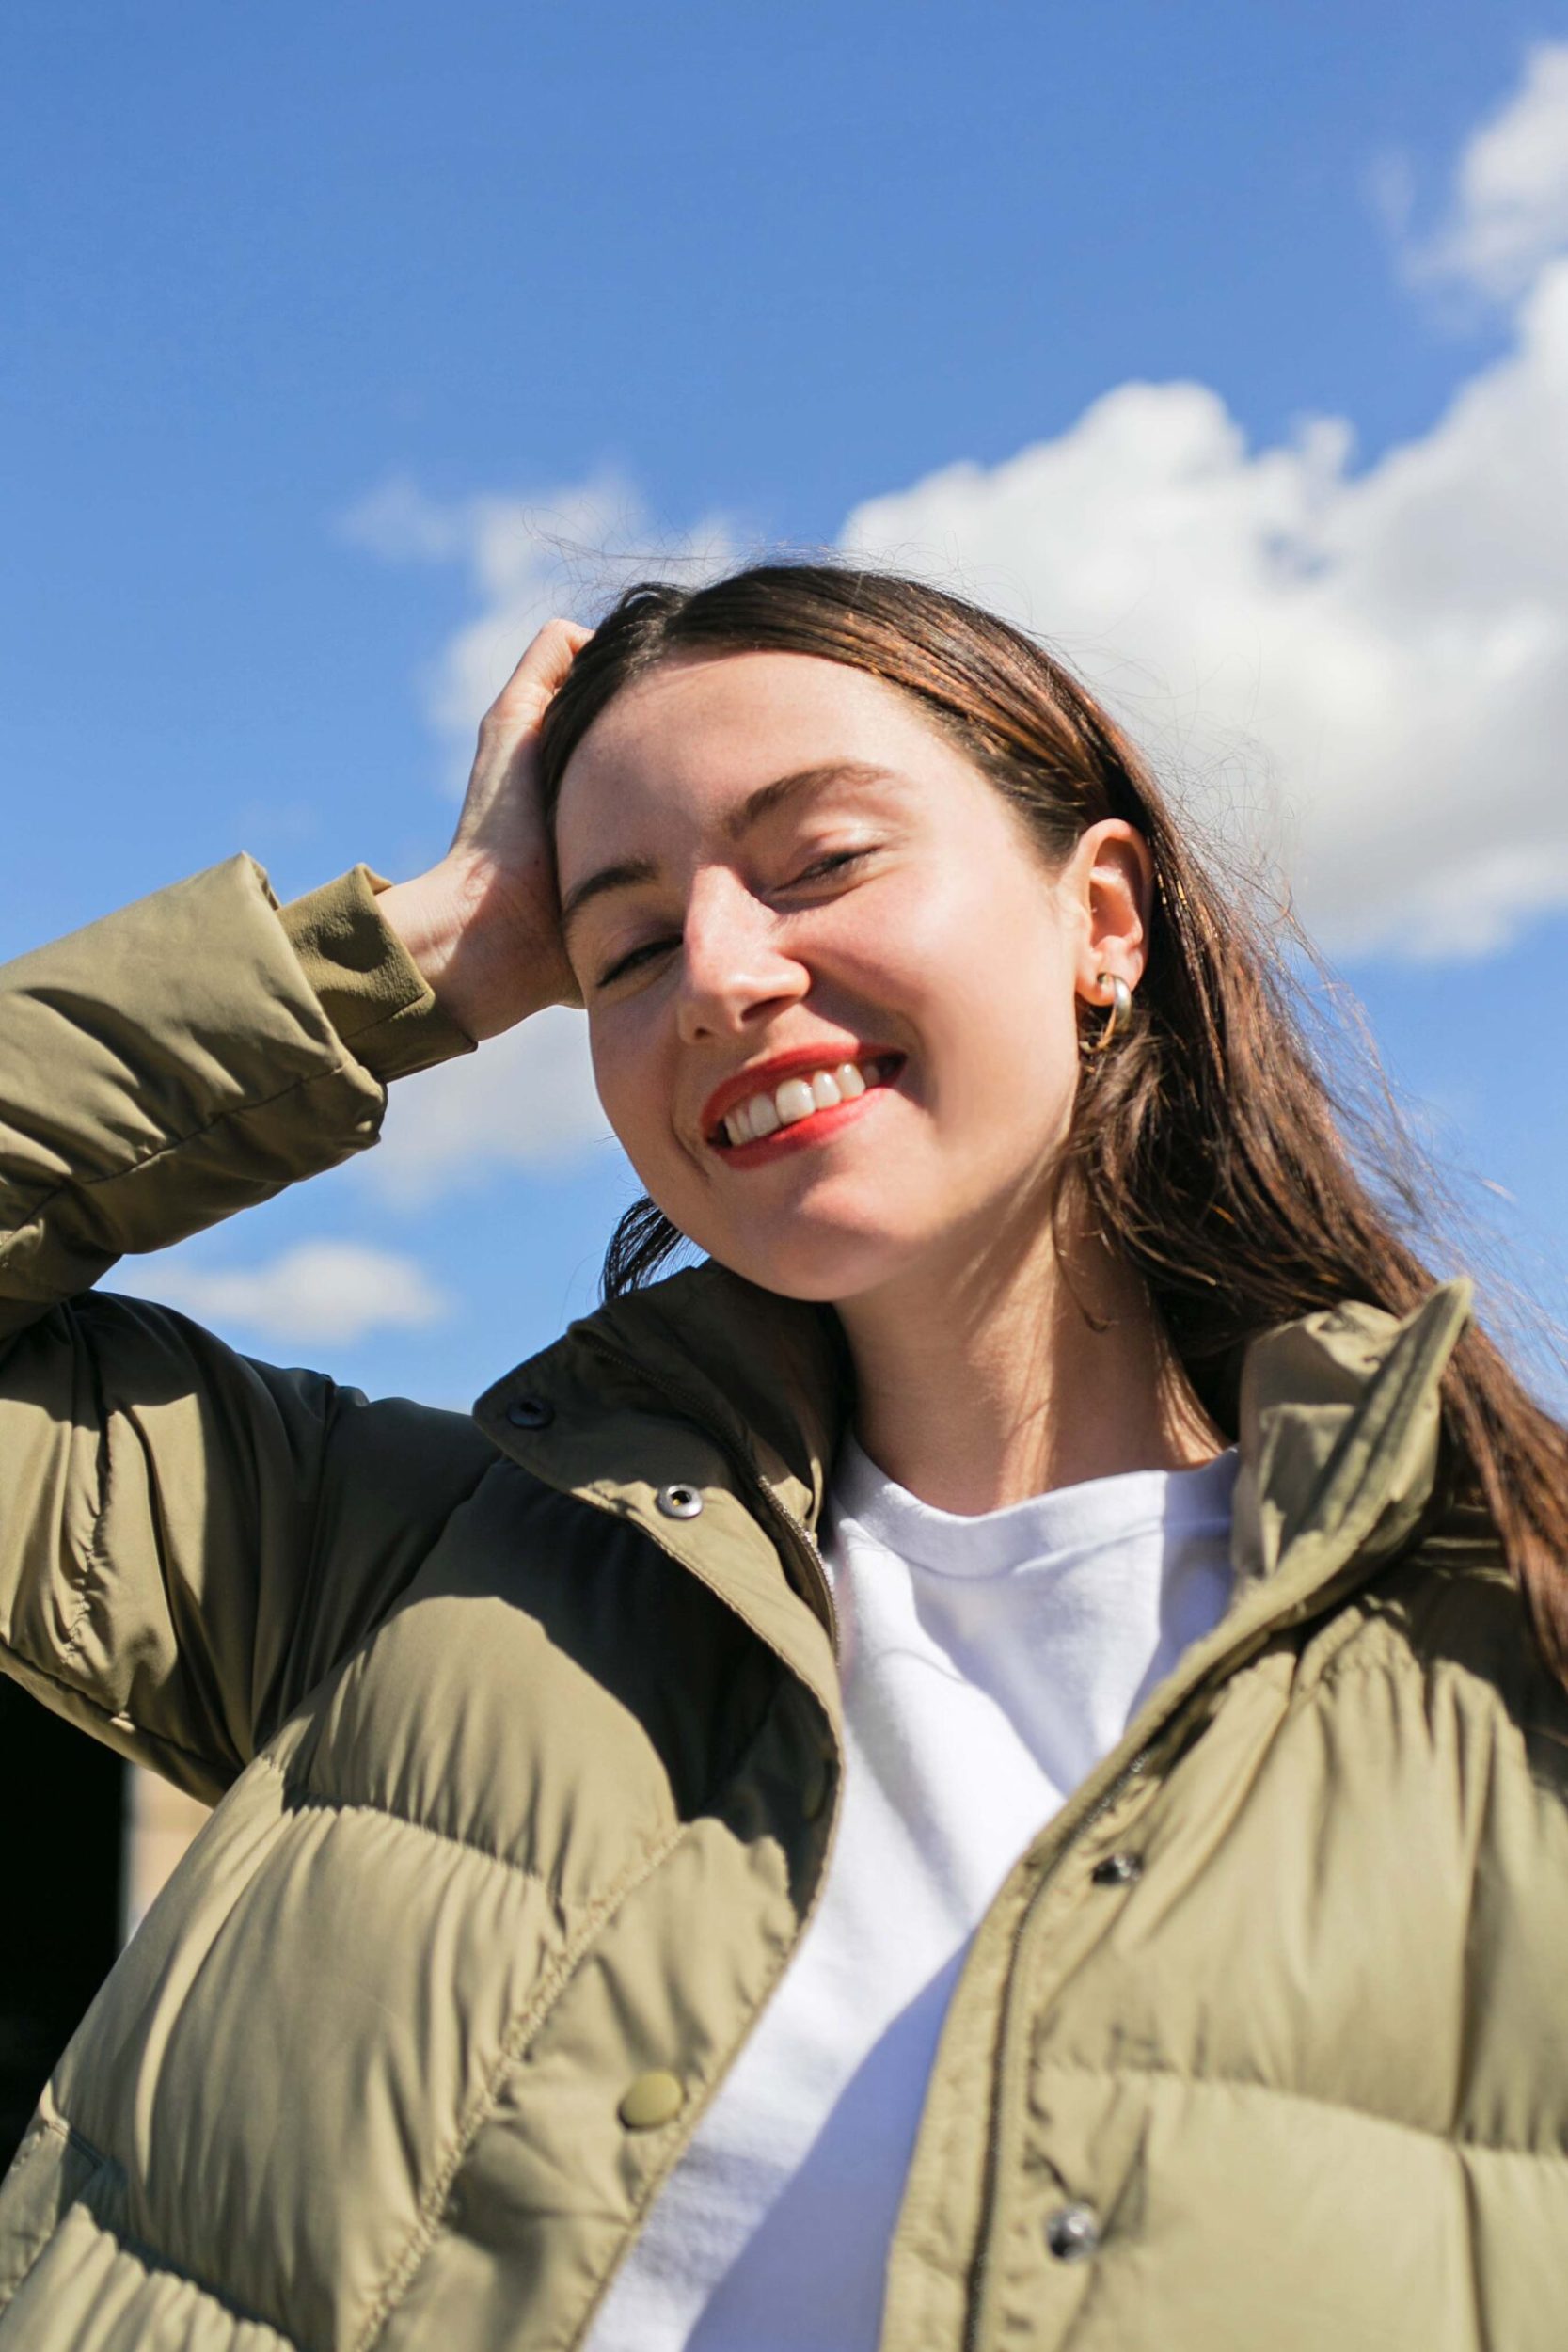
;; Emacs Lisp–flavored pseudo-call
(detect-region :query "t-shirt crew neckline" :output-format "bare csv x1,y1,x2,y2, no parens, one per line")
829,1433,1241,1581
827,1430,1241,1581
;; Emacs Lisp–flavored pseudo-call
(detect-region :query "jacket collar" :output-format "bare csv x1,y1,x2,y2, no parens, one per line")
1228,1278,1473,1592
476,1264,1474,1690
478,1261,847,1545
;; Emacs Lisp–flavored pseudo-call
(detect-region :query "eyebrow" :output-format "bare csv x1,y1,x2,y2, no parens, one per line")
559,760,903,938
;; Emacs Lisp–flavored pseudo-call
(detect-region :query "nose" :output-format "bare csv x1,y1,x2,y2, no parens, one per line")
674,867,811,1044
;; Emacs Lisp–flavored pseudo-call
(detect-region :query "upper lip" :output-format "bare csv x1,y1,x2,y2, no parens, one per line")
699,1043,898,1140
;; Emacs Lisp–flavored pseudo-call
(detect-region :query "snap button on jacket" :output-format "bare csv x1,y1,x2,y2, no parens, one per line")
618,2074,687,2133
2,856,1567,2351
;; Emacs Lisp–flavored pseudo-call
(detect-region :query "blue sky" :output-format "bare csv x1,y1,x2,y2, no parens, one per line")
5,1,1568,1410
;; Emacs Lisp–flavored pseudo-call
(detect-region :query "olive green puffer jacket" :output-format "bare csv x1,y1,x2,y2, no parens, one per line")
2,855,1566,2352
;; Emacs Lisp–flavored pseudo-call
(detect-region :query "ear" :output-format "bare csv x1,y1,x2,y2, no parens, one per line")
1067,819,1153,1005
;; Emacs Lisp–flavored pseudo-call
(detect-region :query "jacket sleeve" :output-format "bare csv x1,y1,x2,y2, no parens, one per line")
0,853,489,1801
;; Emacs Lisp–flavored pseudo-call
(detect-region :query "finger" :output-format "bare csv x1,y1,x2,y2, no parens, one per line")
484,617,593,731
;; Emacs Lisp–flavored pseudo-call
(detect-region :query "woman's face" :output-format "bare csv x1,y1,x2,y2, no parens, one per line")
554,649,1140,1306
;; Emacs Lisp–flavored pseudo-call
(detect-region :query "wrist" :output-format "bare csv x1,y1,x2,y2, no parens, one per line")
375,857,566,1039
375,866,464,992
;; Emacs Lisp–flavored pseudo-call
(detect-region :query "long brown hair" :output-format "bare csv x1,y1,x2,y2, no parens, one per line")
536,558,1568,1683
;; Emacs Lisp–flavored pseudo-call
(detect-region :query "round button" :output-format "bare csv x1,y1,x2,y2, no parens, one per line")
656,1484,704,1520
1045,2201,1101,2262
618,2070,687,2130
506,1396,553,1429
1091,1852,1143,1886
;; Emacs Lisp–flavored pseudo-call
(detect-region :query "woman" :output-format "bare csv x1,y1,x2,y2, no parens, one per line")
0,561,1565,2351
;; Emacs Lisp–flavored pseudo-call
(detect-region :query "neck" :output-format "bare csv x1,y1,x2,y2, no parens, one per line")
834,1195,1224,1515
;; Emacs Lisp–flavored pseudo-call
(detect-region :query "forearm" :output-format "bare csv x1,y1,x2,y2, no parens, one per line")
0,855,473,1336
0,853,483,1788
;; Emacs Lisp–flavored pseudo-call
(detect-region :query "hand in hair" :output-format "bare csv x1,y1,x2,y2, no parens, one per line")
377,618,591,1039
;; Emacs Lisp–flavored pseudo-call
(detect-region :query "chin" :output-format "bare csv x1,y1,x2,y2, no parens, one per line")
706,1219,915,1306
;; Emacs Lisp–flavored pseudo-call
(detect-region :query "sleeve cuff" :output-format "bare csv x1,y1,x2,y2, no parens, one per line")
276,866,478,1084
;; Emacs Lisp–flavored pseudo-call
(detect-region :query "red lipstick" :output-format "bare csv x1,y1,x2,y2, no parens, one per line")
699,1043,901,1142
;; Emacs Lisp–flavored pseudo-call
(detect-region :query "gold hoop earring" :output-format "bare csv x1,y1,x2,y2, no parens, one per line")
1088,972,1132,1052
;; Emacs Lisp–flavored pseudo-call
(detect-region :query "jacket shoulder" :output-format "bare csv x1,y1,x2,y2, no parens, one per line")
1309,1501,1568,1756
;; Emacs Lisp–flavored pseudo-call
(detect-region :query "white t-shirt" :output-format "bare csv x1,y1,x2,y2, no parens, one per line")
585,1438,1239,2352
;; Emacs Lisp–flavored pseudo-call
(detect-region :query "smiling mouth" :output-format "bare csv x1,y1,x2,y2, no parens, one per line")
708,1054,904,1151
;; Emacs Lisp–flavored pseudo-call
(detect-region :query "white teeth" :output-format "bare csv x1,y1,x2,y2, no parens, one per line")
718,1055,887,1145
775,1077,816,1126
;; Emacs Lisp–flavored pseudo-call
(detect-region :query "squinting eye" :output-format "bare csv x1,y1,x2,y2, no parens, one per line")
598,936,677,988
792,849,868,885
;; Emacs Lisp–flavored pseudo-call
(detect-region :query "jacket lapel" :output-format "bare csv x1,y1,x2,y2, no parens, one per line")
473,1265,848,1720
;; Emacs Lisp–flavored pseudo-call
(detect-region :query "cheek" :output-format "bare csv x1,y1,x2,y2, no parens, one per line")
587,1013,702,1221
587,1020,661,1159
889,881,1077,1115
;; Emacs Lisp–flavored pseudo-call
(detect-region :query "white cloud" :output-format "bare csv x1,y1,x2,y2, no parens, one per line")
339,468,744,790
1405,40,1568,300
109,1241,451,1345
338,473,474,564
363,1006,615,1204
842,246,1568,960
